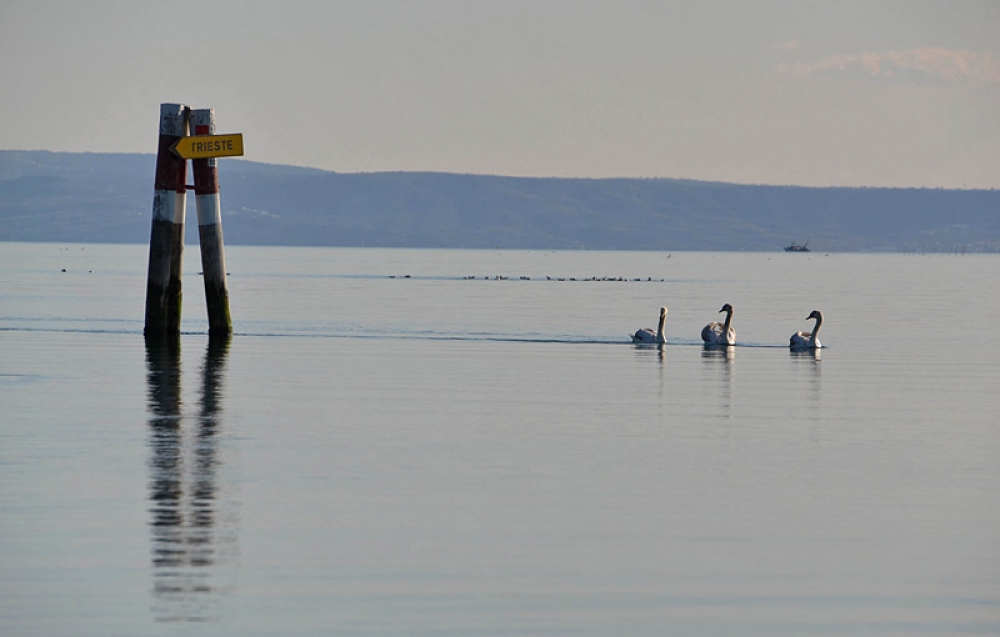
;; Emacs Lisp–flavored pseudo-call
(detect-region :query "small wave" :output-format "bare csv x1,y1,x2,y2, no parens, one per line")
0,373,47,385
0,325,825,349
233,330,625,345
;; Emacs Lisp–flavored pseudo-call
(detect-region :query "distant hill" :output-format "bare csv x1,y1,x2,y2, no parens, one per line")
1,150,997,252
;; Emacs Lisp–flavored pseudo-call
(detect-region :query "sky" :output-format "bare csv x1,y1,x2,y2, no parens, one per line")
1,0,998,188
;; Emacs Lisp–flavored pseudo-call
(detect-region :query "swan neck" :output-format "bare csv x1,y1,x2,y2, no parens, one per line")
807,315,822,345
722,308,733,332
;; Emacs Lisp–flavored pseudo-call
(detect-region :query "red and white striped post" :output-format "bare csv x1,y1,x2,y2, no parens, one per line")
189,109,232,336
144,103,189,337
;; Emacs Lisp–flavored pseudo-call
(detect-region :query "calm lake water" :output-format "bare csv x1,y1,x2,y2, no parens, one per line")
2,242,998,636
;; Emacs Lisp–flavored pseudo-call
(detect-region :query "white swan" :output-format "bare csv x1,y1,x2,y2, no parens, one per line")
632,307,667,344
790,310,823,349
701,303,736,346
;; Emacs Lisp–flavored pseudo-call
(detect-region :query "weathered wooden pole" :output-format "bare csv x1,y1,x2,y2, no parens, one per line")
144,103,189,337
189,108,233,336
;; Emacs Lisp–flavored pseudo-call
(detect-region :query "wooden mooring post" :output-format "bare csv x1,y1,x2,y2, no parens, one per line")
190,109,232,336
144,103,189,337
144,103,241,338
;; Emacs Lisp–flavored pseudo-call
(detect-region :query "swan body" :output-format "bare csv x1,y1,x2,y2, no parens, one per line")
701,303,736,346
632,307,667,344
790,310,823,349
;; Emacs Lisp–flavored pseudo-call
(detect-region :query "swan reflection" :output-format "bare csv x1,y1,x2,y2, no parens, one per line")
145,335,236,623
789,337,822,422
701,344,735,362
701,345,735,418
789,347,822,363
633,341,666,364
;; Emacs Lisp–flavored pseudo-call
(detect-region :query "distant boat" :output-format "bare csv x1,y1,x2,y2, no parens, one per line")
784,241,810,252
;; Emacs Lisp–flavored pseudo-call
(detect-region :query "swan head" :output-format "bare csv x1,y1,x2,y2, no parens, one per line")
659,307,667,317
719,303,733,314
807,310,823,321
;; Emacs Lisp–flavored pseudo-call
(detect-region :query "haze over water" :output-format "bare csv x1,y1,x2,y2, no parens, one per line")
2,243,998,636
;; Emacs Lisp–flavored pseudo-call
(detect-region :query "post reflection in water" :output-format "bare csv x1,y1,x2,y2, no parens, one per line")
145,335,236,623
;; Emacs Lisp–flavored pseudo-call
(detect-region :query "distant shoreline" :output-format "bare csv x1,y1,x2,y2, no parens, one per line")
3,150,999,252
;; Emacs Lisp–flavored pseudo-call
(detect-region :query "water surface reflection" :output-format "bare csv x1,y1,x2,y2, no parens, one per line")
145,336,236,623
789,346,823,419
701,345,735,419
632,342,666,364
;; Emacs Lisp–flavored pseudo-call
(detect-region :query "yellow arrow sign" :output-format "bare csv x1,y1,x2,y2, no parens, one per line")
170,133,244,159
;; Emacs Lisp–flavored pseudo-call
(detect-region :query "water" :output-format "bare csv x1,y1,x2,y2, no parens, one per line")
2,242,998,636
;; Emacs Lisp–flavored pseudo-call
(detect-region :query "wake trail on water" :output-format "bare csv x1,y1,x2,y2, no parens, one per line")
1,324,805,349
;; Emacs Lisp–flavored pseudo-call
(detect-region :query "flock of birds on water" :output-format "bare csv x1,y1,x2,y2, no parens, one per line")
631,304,824,350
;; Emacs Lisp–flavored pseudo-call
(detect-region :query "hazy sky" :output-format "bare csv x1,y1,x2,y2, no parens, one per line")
1,0,997,187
